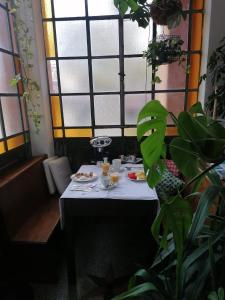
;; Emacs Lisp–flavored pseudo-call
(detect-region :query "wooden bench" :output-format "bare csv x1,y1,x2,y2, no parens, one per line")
0,155,60,244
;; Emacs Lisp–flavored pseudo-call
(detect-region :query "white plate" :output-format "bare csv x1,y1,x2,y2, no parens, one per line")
71,172,98,182
128,177,146,182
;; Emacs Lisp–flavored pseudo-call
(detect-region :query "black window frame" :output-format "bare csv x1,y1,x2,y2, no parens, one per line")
0,1,30,170
42,0,204,140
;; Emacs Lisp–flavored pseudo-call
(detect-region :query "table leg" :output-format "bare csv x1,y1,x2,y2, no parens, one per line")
64,212,76,299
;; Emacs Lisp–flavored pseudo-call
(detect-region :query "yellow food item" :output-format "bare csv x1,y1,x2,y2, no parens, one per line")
136,171,146,180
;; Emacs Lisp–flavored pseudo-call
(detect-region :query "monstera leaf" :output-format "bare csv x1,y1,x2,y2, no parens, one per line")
137,100,168,187
152,195,193,260
170,103,225,178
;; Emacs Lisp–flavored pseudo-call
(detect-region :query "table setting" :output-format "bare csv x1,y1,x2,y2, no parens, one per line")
61,158,158,201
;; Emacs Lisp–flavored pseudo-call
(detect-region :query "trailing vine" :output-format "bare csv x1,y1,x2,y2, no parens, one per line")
7,0,41,133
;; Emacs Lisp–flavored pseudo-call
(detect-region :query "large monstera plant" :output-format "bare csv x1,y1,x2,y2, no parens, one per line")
113,101,225,300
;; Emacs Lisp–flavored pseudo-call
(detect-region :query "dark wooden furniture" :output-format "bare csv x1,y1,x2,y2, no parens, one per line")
0,155,60,243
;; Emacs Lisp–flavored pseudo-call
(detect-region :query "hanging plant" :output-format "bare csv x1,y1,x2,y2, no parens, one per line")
143,35,186,83
114,0,186,29
7,0,42,133
150,0,187,28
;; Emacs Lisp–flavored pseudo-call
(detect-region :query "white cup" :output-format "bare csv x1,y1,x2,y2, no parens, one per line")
112,159,121,172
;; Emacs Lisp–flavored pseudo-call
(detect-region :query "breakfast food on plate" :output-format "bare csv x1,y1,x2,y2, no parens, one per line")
73,172,94,180
136,171,146,180
128,171,146,181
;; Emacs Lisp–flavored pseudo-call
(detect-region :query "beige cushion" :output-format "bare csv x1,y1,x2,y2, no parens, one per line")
43,156,58,194
49,156,72,195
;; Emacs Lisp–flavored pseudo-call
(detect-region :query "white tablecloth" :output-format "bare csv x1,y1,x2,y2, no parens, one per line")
60,164,158,227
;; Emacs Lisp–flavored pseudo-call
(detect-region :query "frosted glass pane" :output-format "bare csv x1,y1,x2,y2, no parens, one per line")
0,52,16,93
125,94,150,125
125,58,151,91
94,128,121,137
156,61,186,90
47,60,58,93
0,8,11,51
90,20,118,56
92,59,119,92
88,0,118,16
124,20,152,55
10,15,18,53
155,93,184,124
56,21,87,57
62,96,91,126
59,60,89,93
54,0,85,17
94,95,120,125
1,97,22,136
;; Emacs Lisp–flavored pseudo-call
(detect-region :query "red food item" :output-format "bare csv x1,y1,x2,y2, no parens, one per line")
128,172,137,180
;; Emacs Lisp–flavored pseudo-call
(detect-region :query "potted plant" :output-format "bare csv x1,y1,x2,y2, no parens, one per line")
143,35,186,83
150,0,186,28
114,0,186,29
112,100,225,300
201,37,225,121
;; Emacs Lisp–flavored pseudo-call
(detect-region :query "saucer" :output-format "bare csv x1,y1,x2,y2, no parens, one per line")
99,182,118,190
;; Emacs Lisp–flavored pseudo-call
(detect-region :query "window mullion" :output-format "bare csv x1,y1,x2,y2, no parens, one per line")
119,16,125,137
84,0,95,137
0,96,8,151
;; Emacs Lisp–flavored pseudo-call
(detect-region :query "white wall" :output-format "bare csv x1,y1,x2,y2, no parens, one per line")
17,0,54,156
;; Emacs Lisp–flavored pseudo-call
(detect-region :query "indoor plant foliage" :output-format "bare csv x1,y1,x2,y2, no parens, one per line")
149,0,186,29
143,35,186,83
201,37,225,120
113,100,225,300
7,0,42,133
113,0,186,29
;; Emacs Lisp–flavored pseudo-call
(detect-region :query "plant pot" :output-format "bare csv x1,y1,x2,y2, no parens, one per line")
150,0,182,25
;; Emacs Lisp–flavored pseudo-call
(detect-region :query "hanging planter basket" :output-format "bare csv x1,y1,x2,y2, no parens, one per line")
144,34,185,66
150,0,185,28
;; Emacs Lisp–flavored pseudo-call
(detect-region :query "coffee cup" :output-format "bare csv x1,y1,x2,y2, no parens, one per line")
112,159,121,172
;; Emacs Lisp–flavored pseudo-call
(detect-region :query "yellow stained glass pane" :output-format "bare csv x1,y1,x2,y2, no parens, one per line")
166,127,178,136
7,135,24,150
51,96,62,127
43,22,55,57
65,129,92,138
0,142,5,154
41,0,52,18
54,129,63,138
124,128,137,136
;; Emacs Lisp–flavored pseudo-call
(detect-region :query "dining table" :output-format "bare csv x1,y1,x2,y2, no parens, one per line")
60,164,159,294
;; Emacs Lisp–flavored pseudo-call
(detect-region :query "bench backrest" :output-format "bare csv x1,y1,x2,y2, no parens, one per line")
0,155,49,239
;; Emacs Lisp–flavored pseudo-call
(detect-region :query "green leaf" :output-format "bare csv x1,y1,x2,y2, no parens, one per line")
218,288,225,300
114,0,129,15
170,137,200,178
112,282,158,300
188,185,222,242
137,100,168,186
189,102,205,115
152,195,192,260
127,0,139,12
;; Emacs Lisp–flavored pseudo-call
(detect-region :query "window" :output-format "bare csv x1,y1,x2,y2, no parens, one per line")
0,1,29,159
41,0,204,138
